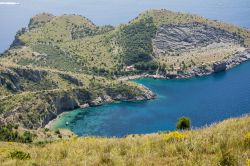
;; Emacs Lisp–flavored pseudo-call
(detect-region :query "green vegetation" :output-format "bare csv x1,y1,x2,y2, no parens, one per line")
0,124,33,143
0,10,250,165
9,150,31,160
0,9,249,131
115,16,156,65
0,65,152,129
2,9,249,78
176,117,191,130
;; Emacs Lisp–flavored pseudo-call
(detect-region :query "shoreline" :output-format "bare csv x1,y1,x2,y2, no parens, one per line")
44,86,156,129
119,49,250,81
45,49,250,130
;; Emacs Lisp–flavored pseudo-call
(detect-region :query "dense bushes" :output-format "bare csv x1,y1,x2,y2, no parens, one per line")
176,117,191,130
134,61,158,71
0,124,33,143
116,16,157,65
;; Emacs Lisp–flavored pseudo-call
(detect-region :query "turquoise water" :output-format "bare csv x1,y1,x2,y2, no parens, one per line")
52,61,250,137
1,0,250,136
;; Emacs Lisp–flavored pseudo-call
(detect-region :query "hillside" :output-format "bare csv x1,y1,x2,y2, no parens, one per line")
2,9,249,78
0,115,249,165
0,64,154,129
0,9,250,166
0,8,250,134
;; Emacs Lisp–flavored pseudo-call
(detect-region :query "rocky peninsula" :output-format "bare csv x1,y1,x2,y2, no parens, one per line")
0,9,250,130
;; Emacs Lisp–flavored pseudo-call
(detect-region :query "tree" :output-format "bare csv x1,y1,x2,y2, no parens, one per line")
176,117,191,130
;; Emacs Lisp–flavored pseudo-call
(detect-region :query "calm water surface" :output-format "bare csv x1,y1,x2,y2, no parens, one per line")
52,62,250,137
1,0,250,136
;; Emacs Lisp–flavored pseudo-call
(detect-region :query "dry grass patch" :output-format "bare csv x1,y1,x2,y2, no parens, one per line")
0,116,249,165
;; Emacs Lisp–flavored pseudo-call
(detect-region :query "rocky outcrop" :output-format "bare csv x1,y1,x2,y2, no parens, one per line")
120,49,250,80
0,84,156,129
10,28,27,48
0,69,21,91
153,22,244,56
42,86,155,128
60,74,83,86
164,49,250,78
213,62,227,73
13,68,47,82
0,67,48,92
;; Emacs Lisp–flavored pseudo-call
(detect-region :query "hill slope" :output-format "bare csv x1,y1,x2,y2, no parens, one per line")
0,115,249,165
3,10,250,78
0,9,250,132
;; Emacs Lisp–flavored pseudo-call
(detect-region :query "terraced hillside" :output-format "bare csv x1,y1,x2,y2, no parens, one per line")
0,9,250,129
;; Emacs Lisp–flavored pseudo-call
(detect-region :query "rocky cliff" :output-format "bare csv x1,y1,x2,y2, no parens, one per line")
0,66,155,129
153,22,244,56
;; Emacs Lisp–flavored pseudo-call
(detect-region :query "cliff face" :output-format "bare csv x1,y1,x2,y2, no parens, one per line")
0,85,155,129
162,49,250,79
0,67,48,92
0,66,155,129
153,22,244,57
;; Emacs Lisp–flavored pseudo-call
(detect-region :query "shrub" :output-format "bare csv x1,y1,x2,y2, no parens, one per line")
176,117,191,130
219,150,237,166
116,16,157,65
218,141,237,166
44,128,49,132
0,124,33,143
10,150,31,160
163,131,188,142
58,134,62,138
23,131,33,143
55,129,60,135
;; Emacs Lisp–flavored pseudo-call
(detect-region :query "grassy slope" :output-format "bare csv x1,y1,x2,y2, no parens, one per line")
0,115,249,165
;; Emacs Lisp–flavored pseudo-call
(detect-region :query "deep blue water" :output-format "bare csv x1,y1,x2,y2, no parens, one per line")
1,0,250,137
0,0,250,52
52,61,250,137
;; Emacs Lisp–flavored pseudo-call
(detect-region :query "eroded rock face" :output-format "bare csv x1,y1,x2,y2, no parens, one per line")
213,62,227,73
60,74,83,86
153,22,244,56
0,67,48,92
0,69,21,91
13,68,47,82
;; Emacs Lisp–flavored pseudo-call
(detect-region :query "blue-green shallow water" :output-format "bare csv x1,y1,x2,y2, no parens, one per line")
52,61,250,137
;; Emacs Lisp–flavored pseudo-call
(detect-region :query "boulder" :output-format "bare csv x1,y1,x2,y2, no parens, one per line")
13,68,47,82
213,62,227,73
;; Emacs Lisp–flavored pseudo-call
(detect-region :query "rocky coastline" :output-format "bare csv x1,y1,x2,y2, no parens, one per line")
47,48,250,128
119,49,250,81
44,84,156,128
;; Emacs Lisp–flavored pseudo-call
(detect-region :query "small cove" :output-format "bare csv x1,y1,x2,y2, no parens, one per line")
52,61,250,137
